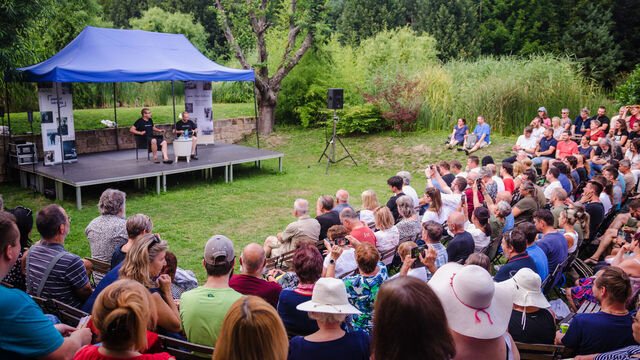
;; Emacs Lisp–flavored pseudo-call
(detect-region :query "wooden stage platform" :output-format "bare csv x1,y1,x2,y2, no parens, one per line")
12,143,283,209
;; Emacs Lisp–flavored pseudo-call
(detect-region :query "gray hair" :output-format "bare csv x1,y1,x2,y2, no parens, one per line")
591,119,601,127
396,171,412,185
396,195,415,218
339,207,358,220
496,201,511,218
598,137,610,146
480,166,492,179
581,107,590,114
620,159,631,168
562,108,570,113
318,195,334,211
126,214,153,239
294,198,309,215
98,188,126,216
307,311,347,324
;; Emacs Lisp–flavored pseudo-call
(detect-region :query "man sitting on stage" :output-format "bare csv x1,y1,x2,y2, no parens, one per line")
174,111,198,160
130,108,173,164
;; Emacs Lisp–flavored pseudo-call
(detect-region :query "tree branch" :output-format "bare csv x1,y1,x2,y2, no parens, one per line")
248,3,270,82
272,31,313,89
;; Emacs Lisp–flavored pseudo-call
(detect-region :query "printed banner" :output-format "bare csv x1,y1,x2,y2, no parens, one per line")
184,81,214,144
38,83,77,165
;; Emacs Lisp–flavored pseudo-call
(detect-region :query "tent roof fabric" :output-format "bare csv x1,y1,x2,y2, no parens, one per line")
17,26,254,83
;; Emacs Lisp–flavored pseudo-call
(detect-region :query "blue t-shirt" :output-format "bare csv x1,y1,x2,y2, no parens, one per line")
504,213,515,233
454,125,469,142
536,232,568,284
494,252,538,282
277,289,319,336
538,136,558,153
287,330,370,360
574,116,589,135
473,123,491,143
526,243,549,281
558,173,572,194
562,312,637,355
0,286,63,358
81,262,122,313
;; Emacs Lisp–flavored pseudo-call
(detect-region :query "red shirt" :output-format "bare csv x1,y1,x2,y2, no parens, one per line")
464,188,484,219
350,226,376,247
73,345,174,360
503,178,515,194
585,129,605,142
229,274,282,308
631,115,639,129
556,140,579,159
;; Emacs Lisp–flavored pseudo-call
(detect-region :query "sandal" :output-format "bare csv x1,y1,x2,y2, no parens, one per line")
583,257,598,265
153,159,160,164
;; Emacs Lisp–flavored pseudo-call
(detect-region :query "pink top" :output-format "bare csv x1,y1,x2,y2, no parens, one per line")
73,346,174,360
556,140,579,159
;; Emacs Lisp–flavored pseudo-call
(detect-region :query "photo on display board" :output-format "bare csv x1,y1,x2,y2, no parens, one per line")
202,82,212,91
185,82,197,89
44,151,55,164
63,140,77,160
204,107,212,121
185,103,194,113
46,129,59,146
61,83,72,95
40,111,53,124
57,117,69,136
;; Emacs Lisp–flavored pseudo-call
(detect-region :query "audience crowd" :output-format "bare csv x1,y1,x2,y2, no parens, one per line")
5,105,640,359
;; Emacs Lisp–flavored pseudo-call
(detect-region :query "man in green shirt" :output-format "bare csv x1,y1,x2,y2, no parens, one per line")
180,235,243,350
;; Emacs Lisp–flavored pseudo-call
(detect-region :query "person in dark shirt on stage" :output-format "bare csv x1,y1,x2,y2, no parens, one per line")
229,243,282,308
494,229,537,282
446,212,475,263
174,111,198,160
130,108,172,164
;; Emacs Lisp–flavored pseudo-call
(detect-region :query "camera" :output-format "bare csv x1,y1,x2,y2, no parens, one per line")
411,245,427,259
476,178,482,188
333,237,350,246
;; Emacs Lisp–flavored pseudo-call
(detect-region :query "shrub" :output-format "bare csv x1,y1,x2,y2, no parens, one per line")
615,64,640,106
335,104,386,135
361,75,422,134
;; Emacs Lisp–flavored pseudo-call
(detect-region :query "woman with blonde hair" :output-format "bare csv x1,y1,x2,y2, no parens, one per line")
73,279,174,360
421,188,445,224
81,234,181,334
359,190,379,225
373,206,399,261
214,296,288,360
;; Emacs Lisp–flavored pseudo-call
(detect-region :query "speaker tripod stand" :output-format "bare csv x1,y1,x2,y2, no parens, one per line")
318,109,357,175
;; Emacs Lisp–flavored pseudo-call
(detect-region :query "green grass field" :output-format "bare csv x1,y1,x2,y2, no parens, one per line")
0,123,517,281
6,103,255,135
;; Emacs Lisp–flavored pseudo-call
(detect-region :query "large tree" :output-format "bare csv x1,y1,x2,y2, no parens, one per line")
214,0,327,135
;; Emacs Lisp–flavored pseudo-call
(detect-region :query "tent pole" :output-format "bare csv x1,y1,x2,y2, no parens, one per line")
55,83,65,174
5,82,11,147
253,82,259,149
3,82,9,176
113,83,119,151
171,81,176,132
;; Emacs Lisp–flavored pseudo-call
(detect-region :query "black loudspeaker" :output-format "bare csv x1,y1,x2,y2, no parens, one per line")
327,88,343,109
27,111,33,123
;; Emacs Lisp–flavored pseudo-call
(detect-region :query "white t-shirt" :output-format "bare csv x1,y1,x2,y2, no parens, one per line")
625,149,640,168
516,134,538,153
440,193,462,222
464,221,490,253
493,175,505,192
458,171,468,179
401,185,420,208
543,180,563,199
375,227,400,263
600,193,612,215
323,248,357,278
531,127,545,143
565,231,578,254
422,210,446,225
360,209,374,224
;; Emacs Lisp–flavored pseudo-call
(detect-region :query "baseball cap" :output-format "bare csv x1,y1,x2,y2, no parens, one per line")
537,107,546,112
204,235,235,265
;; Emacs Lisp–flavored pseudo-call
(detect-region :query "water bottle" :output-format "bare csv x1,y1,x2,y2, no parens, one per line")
184,129,188,139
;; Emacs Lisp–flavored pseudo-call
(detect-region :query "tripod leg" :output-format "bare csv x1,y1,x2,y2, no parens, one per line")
317,138,332,163
335,136,358,166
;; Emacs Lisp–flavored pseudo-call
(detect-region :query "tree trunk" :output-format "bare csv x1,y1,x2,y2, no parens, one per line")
258,103,276,135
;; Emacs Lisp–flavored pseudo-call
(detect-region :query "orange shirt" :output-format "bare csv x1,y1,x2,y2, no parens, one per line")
556,140,579,159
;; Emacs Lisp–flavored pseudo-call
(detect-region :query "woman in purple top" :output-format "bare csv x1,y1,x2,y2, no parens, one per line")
446,118,469,148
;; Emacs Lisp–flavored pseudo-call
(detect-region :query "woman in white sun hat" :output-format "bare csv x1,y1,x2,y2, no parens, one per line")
429,262,519,360
502,268,556,344
287,277,370,360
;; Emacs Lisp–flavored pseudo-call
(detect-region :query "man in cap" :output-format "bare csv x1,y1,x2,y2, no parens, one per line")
179,235,243,349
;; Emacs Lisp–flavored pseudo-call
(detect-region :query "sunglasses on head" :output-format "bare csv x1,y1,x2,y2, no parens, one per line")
148,234,161,250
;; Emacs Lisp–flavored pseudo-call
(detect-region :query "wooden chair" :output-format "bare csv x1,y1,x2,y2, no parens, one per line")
515,342,569,360
158,334,214,360
85,257,112,285
31,295,56,315
134,134,150,161
50,299,89,327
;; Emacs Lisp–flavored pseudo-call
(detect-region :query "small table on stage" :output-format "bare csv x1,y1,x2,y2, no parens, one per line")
173,137,193,163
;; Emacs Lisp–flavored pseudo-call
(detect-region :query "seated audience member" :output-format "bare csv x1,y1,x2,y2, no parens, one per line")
396,171,420,207
463,171,485,219
552,160,575,195
429,263,519,360
450,159,466,178
333,189,355,215
552,116,564,139
427,169,466,220
82,234,181,334
464,205,491,253
626,140,640,172
315,195,341,241
359,190,379,225
577,180,606,243
591,106,611,133
463,115,491,155
483,191,509,242
628,105,640,130
3,206,33,290
465,253,492,273
516,222,549,281
264,198,321,259
513,180,540,224
395,195,421,242
180,235,243,348
530,117,546,143
573,107,591,136
326,242,388,334
386,175,405,223
558,209,580,254
480,166,498,200
579,134,595,160
74,279,174,360
619,159,637,196
549,187,567,227
372,276,456,360
277,244,323,336
505,126,538,163
173,111,199,159
86,188,128,283
437,161,457,187
214,296,288,360
591,138,622,175
593,175,614,215
566,155,588,188
501,162,516,193
397,221,448,281
0,211,92,359
543,167,563,200
160,251,197,300
446,117,469,148
373,206,399,260
609,117,629,147
230,243,282,308
603,166,623,208
586,199,640,264
445,212,475,263
582,311,640,360
322,225,357,278
534,209,568,285
112,213,153,268
629,120,640,144
494,229,537,282
289,278,370,360
422,188,446,224
129,108,172,163
340,207,376,246
586,120,606,145
538,107,552,127
394,241,429,282
560,108,572,130
532,127,557,175
557,267,636,356
503,268,556,344
26,204,92,308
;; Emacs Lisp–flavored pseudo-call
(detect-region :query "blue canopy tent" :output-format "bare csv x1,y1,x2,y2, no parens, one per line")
8,26,257,172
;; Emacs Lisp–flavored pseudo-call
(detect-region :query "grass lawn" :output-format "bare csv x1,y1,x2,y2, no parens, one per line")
6,103,255,134
0,125,518,282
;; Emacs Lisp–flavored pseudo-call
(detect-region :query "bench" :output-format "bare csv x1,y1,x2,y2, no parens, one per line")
158,334,214,360
264,240,326,272
516,342,569,360
85,257,112,285
562,300,601,324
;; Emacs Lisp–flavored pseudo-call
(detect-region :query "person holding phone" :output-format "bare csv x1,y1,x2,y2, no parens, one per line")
397,221,448,282
322,225,358,278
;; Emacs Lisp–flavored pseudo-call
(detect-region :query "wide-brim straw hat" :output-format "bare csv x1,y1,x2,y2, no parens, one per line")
501,268,550,309
429,262,514,339
297,277,361,315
